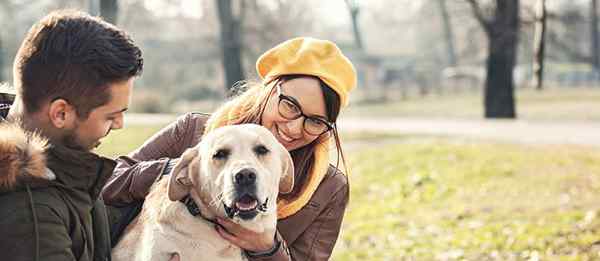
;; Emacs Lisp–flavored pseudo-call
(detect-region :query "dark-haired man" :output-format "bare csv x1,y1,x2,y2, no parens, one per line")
0,10,142,261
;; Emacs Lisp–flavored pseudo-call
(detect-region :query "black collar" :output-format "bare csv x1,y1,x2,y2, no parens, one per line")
179,195,218,225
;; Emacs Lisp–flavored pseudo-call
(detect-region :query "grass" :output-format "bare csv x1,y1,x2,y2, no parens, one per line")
94,124,168,158
95,125,600,260
344,87,600,121
333,138,600,260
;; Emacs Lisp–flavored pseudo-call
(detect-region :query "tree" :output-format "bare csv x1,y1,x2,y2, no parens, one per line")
344,0,364,50
216,0,245,93
100,0,118,24
88,0,99,16
592,0,599,69
241,0,314,72
545,5,589,63
467,0,519,118
531,0,547,90
438,0,457,66
0,37,4,82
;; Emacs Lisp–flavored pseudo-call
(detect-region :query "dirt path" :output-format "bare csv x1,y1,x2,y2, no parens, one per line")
338,117,600,147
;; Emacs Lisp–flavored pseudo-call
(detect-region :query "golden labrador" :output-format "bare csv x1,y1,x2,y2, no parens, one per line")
112,124,294,261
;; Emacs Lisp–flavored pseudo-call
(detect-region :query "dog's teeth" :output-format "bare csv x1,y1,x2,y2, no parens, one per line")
235,200,258,211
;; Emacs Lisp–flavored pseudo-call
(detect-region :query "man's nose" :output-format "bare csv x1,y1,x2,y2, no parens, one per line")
111,115,124,130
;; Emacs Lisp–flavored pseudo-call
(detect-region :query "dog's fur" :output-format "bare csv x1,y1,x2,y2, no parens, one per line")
112,124,294,261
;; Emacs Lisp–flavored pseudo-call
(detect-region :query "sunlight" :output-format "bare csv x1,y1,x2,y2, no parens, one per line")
144,0,203,19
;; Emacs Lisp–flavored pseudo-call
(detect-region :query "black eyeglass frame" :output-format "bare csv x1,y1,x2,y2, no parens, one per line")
275,82,334,136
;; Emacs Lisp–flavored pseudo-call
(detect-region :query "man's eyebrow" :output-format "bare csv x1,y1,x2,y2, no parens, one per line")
108,107,128,115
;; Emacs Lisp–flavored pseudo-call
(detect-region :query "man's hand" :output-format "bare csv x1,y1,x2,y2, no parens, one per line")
215,217,276,252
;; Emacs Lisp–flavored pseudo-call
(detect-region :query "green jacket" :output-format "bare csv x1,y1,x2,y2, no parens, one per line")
0,121,115,261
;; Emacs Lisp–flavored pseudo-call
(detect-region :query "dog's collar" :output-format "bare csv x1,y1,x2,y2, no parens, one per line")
179,195,218,225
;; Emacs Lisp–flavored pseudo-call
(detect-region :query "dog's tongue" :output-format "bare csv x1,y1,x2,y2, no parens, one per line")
235,196,258,211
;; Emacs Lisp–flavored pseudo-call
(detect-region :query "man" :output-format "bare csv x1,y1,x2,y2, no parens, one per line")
0,10,142,261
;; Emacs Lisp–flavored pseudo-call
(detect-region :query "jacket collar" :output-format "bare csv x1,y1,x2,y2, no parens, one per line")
45,144,116,201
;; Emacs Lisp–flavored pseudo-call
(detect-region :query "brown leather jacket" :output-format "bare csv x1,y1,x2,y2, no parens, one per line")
101,112,349,260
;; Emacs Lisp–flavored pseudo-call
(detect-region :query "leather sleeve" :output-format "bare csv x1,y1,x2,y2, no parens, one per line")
101,113,200,206
248,180,350,261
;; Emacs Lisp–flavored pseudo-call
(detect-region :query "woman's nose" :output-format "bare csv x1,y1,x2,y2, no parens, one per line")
285,117,304,138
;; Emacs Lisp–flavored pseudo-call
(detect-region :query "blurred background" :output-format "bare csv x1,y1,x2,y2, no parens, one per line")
3,0,600,260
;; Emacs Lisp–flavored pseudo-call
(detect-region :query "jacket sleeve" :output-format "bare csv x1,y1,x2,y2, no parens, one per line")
248,184,350,261
36,205,77,261
101,113,197,206
0,204,77,261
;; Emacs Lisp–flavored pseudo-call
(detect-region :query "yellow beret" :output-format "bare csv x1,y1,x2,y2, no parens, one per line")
256,37,357,107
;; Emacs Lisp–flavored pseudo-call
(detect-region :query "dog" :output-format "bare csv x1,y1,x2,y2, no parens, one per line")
112,124,294,261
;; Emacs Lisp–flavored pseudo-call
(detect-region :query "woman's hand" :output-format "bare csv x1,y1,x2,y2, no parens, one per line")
215,217,276,252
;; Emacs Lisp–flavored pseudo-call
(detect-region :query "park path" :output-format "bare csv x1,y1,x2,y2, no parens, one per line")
126,113,600,146
337,117,600,146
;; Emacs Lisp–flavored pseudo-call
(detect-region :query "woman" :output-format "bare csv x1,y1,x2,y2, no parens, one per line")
102,37,357,260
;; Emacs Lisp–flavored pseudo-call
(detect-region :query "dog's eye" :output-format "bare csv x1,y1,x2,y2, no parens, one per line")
213,149,230,160
254,145,270,156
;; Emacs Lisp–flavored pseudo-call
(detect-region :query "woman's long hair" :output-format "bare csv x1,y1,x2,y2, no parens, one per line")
206,75,347,198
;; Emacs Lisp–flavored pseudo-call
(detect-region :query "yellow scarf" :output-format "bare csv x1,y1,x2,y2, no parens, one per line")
204,94,332,219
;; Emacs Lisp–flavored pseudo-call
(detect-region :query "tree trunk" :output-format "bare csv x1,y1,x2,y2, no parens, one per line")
345,0,364,50
350,10,363,50
100,0,118,24
592,0,599,69
0,37,4,83
484,0,518,118
532,0,546,90
438,0,457,66
88,0,100,16
216,0,245,93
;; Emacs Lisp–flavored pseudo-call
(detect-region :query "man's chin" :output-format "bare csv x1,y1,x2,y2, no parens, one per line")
62,139,98,152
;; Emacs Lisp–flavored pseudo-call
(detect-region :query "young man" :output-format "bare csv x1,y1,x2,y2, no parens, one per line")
0,10,142,261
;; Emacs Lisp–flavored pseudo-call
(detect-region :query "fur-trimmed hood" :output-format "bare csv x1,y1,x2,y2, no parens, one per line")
0,120,115,261
0,122,55,192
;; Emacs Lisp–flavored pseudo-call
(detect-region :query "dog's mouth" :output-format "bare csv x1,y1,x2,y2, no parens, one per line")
223,194,268,220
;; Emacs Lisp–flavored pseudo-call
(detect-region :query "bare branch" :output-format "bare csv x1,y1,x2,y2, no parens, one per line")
466,0,492,34
547,31,591,63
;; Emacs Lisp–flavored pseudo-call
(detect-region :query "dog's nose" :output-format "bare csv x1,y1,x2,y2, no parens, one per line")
235,168,256,186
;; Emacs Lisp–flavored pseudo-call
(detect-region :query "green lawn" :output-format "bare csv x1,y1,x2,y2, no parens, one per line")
95,126,600,260
333,138,600,260
94,124,168,157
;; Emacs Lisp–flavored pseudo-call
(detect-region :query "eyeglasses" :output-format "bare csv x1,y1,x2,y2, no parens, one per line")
276,82,333,136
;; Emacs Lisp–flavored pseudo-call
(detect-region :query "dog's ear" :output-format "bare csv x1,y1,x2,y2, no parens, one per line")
278,149,295,195
168,147,199,201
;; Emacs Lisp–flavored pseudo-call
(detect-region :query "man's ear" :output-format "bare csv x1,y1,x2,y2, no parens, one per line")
168,148,200,201
47,99,76,129
278,148,295,195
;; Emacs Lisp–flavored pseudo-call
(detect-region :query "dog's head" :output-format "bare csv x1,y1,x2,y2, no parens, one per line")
167,124,294,225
